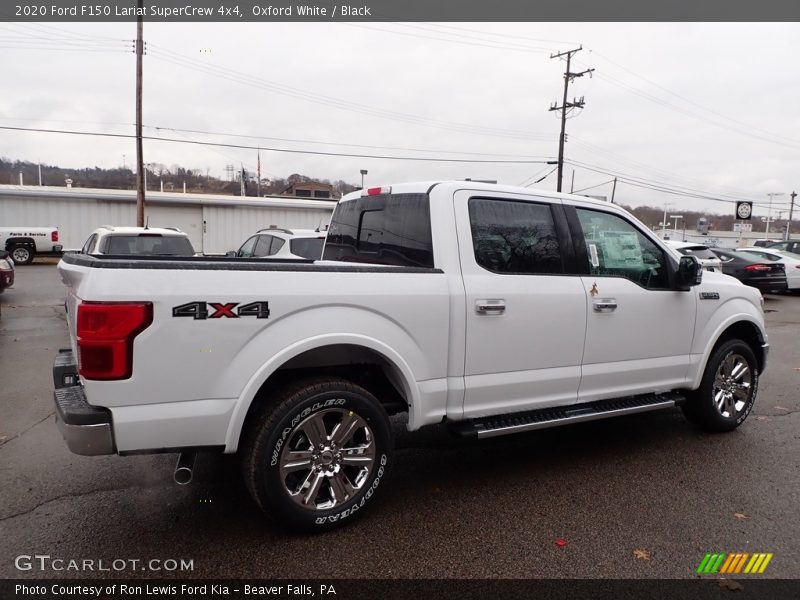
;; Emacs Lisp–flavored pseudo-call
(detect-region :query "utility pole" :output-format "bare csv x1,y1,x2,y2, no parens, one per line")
135,0,145,227
256,148,261,198
610,177,617,204
787,191,797,240
549,46,593,193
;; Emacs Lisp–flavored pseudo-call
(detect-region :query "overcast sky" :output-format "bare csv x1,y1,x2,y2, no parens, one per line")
1,21,798,219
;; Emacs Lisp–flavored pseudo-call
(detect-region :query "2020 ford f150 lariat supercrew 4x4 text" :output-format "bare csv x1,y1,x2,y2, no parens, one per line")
54,181,768,531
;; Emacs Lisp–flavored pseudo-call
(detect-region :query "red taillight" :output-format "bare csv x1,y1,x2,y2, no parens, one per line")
51,230,59,242
744,264,770,272
77,302,152,380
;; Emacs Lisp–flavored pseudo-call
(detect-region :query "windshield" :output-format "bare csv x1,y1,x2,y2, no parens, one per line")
289,237,325,259
104,235,195,256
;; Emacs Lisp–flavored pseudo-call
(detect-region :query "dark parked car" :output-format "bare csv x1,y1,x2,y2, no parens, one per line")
711,248,787,294
767,239,800,255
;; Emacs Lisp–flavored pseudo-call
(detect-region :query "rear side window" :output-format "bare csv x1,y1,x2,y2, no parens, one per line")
323,193,434,267
290,237,325,259
254,235,272,257
105,235,194,256
468,198,563,274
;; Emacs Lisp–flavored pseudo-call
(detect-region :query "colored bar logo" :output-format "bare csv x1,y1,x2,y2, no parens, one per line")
697,552,773,574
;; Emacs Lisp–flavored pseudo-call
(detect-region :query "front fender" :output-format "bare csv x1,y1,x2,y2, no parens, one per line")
689,296,767,389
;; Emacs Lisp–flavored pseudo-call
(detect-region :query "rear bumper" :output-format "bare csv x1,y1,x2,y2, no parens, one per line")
53,349,115,456
748,279,787,294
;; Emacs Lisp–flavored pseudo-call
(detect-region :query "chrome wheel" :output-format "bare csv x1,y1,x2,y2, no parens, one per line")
12,247,30,264
712,352,752,418
278,408,376,511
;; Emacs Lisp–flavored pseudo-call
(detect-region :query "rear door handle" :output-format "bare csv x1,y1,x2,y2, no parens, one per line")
592,298,618,313
476,299,506,315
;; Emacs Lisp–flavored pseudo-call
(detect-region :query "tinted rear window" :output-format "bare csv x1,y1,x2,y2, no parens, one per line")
104,235,195,256
323,193,434,267
290,237,325,259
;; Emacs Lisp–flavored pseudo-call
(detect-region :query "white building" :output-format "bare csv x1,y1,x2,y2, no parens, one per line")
0,185,335,253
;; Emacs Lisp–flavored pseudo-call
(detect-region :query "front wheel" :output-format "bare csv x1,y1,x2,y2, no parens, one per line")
10,246,34,265
241,377,393,532
682,339,758,432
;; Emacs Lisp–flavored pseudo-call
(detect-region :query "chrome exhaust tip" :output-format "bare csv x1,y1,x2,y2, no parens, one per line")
174,451,196,485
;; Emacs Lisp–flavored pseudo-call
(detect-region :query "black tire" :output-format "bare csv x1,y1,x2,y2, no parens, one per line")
240,377,393,532
682,339,758,432
10,246,34,265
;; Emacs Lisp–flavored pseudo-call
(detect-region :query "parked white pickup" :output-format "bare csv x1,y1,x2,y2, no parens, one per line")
53,181,768,531
0,226,62,264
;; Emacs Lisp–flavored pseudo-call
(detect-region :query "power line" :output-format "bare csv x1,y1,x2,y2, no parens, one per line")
147,44,552,142
578,61,800,152
588,48,800,147
572,179,615,194
565,158,787,208
524,167,558,187
0,115,553,160
344,23,553,54
0,125,556,164
568,137,767,200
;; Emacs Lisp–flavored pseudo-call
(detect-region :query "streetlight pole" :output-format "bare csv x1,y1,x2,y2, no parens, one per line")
661,202,673,237
765,192,785,236
360,169,368,189
670,215,683,237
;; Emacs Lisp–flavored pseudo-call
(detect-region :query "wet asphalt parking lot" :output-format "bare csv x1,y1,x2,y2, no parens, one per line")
1,262,798,580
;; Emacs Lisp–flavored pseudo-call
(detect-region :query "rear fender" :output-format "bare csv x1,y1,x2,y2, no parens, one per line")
224,333,420,452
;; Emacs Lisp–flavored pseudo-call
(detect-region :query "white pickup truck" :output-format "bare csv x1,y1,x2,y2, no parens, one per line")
0,226,62,265
54,181,768,531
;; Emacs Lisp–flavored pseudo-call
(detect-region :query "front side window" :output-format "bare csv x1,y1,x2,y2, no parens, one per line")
575,208,669,289
82,234,97,254
468,198,563,274
238,236,258,257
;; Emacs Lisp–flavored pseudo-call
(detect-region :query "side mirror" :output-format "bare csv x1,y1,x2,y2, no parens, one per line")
676,255,702,290
225,250,237,258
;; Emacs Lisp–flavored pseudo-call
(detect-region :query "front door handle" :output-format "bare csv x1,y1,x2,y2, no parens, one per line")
592,298,618,313
476,299,506,315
